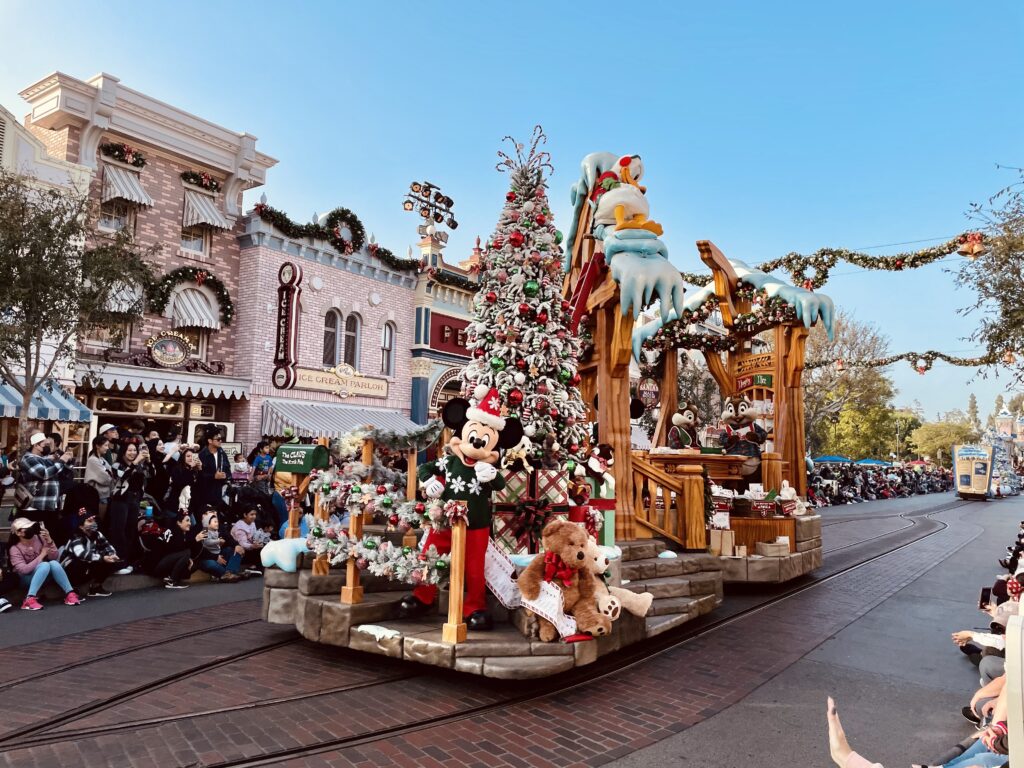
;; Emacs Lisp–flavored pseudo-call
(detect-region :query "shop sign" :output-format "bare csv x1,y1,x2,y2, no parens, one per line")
736,373,773,391
274,443,330,474
637,377,659,407
146,331,194,368
272,262,303,389
294,364,389,400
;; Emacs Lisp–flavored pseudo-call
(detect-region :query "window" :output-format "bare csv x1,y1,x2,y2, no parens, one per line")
99,200,134,233
81,322,131,352
380,322,396,376
180,225,208,257
323,310,342,367
344,313,361,368
178,328,209,360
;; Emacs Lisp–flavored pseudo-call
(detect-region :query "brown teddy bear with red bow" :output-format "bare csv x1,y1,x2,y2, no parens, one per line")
517,519,611,641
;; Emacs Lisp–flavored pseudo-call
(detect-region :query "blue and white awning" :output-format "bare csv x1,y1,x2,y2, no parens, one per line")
0,379,92,422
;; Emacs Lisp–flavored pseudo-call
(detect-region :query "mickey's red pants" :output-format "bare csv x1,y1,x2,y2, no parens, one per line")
412,526,490,617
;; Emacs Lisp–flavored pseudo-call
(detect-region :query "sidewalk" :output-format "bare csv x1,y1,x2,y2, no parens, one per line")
608,497,1014,767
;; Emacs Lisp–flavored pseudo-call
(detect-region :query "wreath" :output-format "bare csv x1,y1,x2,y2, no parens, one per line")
149,266,235,326
181,171,222,193
323,207,366,255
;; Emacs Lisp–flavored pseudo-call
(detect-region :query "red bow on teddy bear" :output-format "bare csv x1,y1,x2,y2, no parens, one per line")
543,551,575,588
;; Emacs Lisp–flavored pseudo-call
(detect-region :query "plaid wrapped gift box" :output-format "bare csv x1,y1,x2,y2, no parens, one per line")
535,469,570,506
491,503,567,555
493,470,533,505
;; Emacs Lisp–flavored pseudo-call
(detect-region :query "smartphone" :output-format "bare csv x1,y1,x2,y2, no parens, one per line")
979,586,992,609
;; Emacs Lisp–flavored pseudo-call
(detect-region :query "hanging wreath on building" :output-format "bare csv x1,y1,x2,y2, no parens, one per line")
149,266,235,325
180,170,222,192
100,142,146,168
322,207,366,255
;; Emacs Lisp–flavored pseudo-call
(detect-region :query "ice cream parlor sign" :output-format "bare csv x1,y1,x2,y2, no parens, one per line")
294,364,389,400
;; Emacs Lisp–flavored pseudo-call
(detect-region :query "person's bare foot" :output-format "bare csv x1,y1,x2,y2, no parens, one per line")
827,696,853,767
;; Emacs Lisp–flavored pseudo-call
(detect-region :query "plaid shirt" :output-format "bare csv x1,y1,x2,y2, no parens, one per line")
18,453,68,511
61,530,118,566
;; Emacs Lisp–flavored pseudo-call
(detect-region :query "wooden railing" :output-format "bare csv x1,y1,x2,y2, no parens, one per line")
631,455,707,550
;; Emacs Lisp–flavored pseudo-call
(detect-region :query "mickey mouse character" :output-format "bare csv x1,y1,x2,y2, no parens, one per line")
397,385,524,631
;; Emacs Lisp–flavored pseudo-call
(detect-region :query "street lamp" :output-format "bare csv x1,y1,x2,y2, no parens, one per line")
403,180,458,231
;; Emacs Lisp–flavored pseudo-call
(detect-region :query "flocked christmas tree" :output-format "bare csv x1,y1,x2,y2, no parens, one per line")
462,127,589,470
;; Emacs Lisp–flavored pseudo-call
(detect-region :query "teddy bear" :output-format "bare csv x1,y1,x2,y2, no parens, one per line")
517,519,612,641
584,538,654,621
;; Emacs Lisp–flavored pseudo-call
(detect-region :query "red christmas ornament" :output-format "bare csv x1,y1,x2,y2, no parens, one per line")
492,237,503,249
530,251,542,264
569,443,579,453
515,359,527,370
536,311,549,324
542,339,550,349
509,231,525,247
474,348,485,358
388,514,399,525
485,291,497,303
571,373,582,386
508,389,524,406
536,214,547,226
549,408,560,419
519,302,531,315
506,191,516,202
895,259,904,269
415,502,425,514
561,299,570,312
376,484,387,495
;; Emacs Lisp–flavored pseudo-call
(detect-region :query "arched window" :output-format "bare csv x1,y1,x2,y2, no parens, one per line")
380,322,396,376
343,313,361,368
323,310,343,367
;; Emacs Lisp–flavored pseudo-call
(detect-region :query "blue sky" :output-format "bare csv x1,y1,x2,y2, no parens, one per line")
2,1,1021,420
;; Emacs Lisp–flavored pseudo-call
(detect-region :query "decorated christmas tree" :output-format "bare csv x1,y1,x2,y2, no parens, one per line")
462,127,589,470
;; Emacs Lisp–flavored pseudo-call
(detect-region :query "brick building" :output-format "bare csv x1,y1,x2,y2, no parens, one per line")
410,231,480,423
19,71,275,448
233,206,419,445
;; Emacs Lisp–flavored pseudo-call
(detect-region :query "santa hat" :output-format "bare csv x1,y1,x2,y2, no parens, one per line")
467,385,506,431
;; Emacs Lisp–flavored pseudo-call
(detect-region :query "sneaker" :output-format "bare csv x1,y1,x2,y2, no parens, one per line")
961,705,981,725
21,596,43,611
244,568,263,577
0,598,11,614
218,573,241,583
116,566,134,575
64,592,84,606
164,581,190,590
88,587,113,598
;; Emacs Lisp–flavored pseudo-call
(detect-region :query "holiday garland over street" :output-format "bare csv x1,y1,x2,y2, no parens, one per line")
149,266,234,325
807,349,1002,375
460,127,589,467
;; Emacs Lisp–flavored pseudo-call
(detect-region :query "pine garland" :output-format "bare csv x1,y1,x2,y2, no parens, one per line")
305,521,450,586
807,350,1001,375
100,142,146,168
427,267,478,292
149,266,234,325
181,170,222,192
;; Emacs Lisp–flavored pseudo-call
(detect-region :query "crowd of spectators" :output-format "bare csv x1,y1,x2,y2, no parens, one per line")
807,463,953,507
1,421,287,612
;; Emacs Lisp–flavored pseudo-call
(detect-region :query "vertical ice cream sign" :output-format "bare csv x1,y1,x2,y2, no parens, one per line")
272,262,303,389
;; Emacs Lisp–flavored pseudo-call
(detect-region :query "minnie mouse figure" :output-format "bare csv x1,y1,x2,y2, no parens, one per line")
397,385,524,631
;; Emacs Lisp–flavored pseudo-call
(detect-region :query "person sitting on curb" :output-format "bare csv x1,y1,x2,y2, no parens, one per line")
152,512,202,589
229,508,266,576
61,509,124,598
193,510,242,583
8,517,82,610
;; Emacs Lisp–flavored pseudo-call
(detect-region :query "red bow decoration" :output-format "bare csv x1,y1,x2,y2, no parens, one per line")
1009,578,1023,599
543,551,575,588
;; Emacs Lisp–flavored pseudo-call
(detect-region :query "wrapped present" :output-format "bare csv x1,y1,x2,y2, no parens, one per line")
751,499,776,518
778,499,798,517
494,470,533,505
492,500,560,555
535,469,570,506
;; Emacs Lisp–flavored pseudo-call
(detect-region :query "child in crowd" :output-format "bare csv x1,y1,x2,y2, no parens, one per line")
231,452,251,483
229,508,266,576
193,510,242,583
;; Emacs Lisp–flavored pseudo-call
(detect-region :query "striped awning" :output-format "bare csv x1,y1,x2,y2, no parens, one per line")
88,364,249,400
262,398,420,439
0,379,92,422
102,164,153,206
183,189,229,230
171,287,221,330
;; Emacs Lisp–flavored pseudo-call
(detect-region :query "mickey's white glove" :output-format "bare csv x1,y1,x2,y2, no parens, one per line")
474,462,498,484
422,476,445,499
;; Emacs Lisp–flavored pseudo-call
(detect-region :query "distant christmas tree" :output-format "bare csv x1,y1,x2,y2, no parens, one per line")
462,127,588,469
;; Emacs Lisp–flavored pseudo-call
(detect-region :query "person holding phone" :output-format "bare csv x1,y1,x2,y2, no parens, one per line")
106,441,151,571
8,517,82,610
166,448,201,515
18,432,75,533
61,509,124,598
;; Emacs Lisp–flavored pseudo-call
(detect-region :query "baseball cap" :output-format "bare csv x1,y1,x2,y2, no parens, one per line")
98,423,117,434
29,432,47,446
11,517,34,533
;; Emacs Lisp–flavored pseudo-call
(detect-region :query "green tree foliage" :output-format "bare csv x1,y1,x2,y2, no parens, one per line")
0,170,156,449
1008,393,1024,417
803,309,894,455
909,410,981,467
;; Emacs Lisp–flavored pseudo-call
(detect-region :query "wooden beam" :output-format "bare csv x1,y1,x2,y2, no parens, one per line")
442,519,468,644
697,240,739,329
651,350,678,447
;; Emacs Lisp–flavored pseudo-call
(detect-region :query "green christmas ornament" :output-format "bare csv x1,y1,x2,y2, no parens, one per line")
554,230,563,244
435,559,449,571
490,356,507,371
566,459,576,473
380,496,394,508
402,545,414,555
558,367,572,383
350,485,362,494
363,539,378,550
524,280,540,297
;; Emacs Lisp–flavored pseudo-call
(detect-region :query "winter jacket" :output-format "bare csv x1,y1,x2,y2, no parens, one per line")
18,453,70,511
230,520,259,550
61,530,118,567
84,454,115,498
